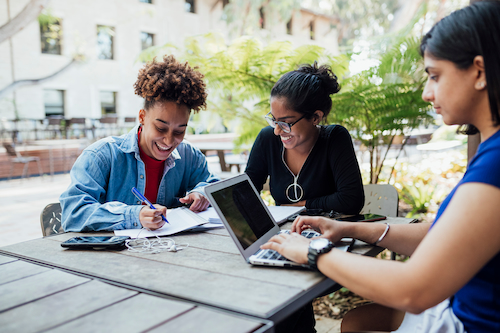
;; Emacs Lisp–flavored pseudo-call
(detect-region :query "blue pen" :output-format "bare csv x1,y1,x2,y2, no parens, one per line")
131,187,169,224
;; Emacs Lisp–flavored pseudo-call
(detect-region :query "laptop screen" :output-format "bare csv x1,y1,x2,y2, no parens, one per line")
210,179,275,249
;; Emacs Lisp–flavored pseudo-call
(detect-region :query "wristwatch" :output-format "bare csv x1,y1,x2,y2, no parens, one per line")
308,238,334,271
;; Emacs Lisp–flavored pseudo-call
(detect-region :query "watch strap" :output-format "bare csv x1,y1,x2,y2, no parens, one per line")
308,240,334,270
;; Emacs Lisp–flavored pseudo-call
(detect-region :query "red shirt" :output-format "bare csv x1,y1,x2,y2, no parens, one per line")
138,127,165,203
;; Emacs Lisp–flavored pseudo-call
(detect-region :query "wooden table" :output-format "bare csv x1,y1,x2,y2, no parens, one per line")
0,217,414,331
193,142,249,172
0,253,272,333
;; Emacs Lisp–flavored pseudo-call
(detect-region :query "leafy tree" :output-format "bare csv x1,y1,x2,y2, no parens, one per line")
328,36,433,183
143,33,432,184
178,33,349,144
303,0,400,46
222,0,301,37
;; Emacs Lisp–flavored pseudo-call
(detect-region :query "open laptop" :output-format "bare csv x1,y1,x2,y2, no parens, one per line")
204,174,353,269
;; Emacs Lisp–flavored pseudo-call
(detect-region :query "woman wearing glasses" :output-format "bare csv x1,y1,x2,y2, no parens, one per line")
245,63,364,215
262,2,500,332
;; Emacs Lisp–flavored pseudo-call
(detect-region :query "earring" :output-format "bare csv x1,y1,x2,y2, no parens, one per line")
479,82,486,89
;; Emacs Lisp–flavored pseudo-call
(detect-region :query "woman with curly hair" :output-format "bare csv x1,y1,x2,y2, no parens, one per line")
245,62,364,215
60,55,219,232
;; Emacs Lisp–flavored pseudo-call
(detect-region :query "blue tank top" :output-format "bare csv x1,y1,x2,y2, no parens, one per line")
431,129,500,332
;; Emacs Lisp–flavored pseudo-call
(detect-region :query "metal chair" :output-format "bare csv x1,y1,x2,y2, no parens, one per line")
98,115,118,137
340,185,403,333
361,184,399,260
40,202,64,236
46,115,65,139
2,142,44,180
66,117,89,139
120,116,137,134
360,184,399,217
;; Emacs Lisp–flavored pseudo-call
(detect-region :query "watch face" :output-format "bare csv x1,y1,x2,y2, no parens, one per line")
310,238,330,250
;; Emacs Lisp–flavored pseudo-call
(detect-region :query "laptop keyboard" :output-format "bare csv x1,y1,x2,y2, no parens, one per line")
254,230,321,262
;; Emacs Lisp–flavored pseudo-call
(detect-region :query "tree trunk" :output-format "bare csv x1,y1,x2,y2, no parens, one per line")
0,58,77,100
374,135,395,184
0,0,49,44
389,0,426,33
435,0,447,22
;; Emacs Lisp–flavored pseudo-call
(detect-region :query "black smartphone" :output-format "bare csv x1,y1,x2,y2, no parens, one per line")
61,236,130,250
336,214,387,222
287,209,324,222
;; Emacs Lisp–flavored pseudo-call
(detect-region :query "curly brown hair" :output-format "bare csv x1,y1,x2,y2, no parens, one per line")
134,55,207,113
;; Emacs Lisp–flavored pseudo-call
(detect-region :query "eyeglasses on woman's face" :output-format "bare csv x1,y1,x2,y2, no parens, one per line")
264,112,306,133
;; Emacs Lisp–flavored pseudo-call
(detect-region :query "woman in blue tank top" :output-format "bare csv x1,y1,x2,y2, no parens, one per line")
261,2,500,332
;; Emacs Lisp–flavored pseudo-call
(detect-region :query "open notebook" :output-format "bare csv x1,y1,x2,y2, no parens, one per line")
114,200,304,238
204,174,353,269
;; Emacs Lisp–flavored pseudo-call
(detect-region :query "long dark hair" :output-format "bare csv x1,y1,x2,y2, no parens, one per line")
271,62,340,120
420,1,500,135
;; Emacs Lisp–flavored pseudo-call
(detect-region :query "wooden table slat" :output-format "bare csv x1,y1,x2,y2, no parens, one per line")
150,307,265,333
0,269,89,312
42,231,323,288
0,255,17,265
0,260,50,285
47,293,195,333
1,239,306,317
0,216,416,327
0,280,137,333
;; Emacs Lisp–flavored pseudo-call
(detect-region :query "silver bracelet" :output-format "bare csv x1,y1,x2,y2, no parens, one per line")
374,223,390,245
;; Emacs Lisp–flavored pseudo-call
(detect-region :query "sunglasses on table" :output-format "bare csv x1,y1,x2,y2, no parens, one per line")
264,112,306,134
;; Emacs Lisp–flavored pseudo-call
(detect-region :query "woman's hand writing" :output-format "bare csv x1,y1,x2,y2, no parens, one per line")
139,204,167,230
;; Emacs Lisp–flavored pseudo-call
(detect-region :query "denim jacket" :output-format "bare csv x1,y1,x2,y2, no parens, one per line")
60,125,219,232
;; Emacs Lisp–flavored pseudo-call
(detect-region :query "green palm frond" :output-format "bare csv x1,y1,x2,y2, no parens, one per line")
137,32,433,179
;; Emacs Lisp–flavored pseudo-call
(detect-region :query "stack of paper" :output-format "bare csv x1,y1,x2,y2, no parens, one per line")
114,205,305,238
114,207,207,238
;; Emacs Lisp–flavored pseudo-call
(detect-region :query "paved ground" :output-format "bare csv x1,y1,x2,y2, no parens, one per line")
0,172,341,333
0,173,71,247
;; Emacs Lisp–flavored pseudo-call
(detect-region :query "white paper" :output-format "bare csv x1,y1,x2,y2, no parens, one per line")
114,207,207,238
267,206,305,223
114,205,305,238
195,207,223,224
196,205,305,224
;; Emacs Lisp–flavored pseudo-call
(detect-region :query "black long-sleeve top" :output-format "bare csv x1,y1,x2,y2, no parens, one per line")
245,125,364,214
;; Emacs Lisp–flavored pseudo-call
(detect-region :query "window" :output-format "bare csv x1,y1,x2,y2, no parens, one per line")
97,25,115,60
140,32,154,51
286,18,292,35
44,90,65,116
139,0,152,3
185,0,195,13
309,21,315,40
100,91,116,115
259,7,265,29
40,18,62,55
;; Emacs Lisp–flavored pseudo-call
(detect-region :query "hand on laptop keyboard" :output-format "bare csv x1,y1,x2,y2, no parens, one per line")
279,229,321,239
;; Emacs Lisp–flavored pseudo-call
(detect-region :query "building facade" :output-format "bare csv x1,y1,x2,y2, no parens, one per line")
0,0,339,124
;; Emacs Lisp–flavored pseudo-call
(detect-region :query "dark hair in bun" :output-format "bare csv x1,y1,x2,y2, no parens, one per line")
271,61,340,119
